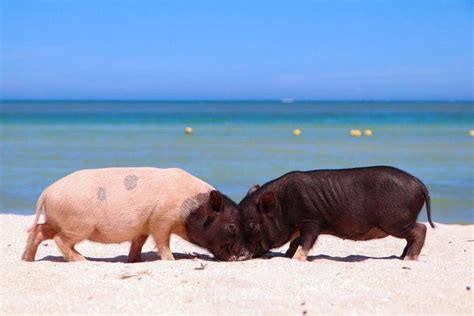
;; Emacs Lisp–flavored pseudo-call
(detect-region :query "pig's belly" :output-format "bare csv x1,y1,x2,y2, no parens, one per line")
87,221,148,244
323,226,389,241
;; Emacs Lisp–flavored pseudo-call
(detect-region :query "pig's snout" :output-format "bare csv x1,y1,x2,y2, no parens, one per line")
231,249,252,261
227,255,251,262
232,242,253,260
239,249,253,261
236,255,250,261
221,242,253,261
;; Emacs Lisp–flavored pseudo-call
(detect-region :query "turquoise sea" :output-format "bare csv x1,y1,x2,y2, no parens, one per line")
1,100,473,223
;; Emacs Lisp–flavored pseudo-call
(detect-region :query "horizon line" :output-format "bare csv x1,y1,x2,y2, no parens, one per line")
1,98,473,102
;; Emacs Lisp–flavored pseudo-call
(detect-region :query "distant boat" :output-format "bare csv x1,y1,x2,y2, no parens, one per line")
281,98,294,104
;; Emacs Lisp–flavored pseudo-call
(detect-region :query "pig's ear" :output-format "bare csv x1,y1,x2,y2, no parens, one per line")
246,184,260,196
209,190,224,213
258,191,277,214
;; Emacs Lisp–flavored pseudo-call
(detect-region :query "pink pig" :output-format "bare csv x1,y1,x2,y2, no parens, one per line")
22,167,248,262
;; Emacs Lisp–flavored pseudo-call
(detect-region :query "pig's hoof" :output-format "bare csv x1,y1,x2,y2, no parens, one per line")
70,256,87,262
160,254,175,260
403,255,419,261
293,255,307,262
291,246,308,262
127,257,141,263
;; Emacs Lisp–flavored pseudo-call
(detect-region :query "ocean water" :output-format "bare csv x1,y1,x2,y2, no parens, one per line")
1,100,473,223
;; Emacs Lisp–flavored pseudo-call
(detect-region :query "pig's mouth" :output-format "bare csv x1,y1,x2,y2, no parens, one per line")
240,239,268,259
214,245,252,262
227,254,252,262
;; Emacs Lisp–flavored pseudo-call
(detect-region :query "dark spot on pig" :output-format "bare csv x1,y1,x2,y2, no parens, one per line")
467,286,471,291
97,187,107,201
124,174,139,190
402,266,411,270
7,244,11,247
302,311,307,315
180,192,209,214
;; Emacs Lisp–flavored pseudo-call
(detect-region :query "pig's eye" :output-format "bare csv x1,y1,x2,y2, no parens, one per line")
247,222,260,235
226,224,237,236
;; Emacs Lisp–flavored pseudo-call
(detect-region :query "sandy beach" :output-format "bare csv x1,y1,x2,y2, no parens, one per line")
0,214,472,315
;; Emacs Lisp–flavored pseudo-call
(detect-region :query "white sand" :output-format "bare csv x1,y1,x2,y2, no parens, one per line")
0,214,472,315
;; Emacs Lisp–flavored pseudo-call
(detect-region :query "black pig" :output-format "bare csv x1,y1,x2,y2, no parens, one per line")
240,166,434,261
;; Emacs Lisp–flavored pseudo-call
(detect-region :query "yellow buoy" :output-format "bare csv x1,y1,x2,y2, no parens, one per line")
364,129,373,136
293,128,301,136
184,127,193,135
349,129,362,137
469,130,474,137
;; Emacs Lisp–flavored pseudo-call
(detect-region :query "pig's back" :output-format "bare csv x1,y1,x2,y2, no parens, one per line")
43,167,214,232
302,166,425,226
47,166,212,198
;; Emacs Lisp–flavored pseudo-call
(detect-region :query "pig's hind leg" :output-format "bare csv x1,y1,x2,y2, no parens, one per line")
400,223,427,261
382,222,427,261
127,234,148,263
54,233,87,262
22,223,59,261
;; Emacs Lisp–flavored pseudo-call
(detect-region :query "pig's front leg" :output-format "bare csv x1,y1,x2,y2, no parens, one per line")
285,237,301,258
292,222,321,262
151,229,175,260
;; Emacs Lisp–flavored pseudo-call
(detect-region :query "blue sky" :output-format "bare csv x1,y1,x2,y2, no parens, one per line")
1,0,472,100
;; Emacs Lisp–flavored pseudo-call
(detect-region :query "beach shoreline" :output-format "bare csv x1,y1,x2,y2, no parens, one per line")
1,214,472,315
3,100,474,225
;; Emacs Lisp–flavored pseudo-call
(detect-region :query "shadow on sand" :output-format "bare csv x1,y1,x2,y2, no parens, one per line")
37,250,401,263
263,251,401,262
38,251,216,263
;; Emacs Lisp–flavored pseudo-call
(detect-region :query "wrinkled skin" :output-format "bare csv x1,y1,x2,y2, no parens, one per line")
240,166,434,261
185,190,251,261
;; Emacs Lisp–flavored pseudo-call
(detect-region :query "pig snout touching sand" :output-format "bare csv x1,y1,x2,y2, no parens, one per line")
22,167,249,262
